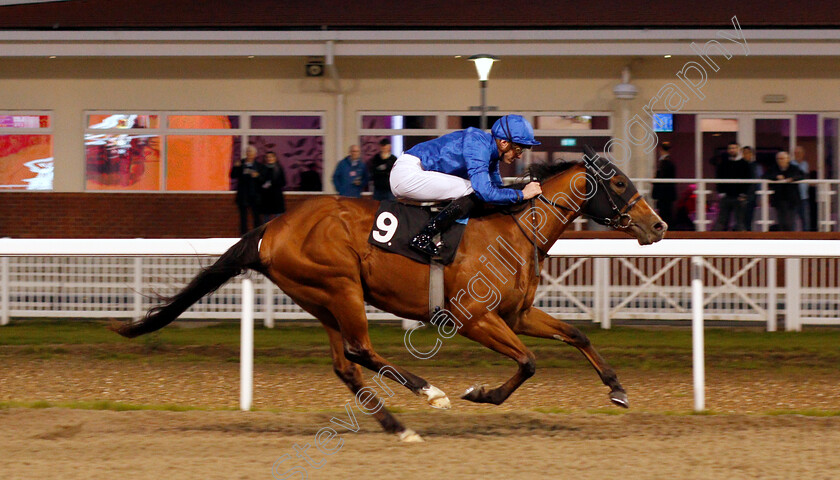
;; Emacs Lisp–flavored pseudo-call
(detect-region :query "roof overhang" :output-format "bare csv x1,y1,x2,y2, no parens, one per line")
0,29,838,57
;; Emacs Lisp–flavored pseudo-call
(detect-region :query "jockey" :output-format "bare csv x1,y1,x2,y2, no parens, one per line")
390,114,543,257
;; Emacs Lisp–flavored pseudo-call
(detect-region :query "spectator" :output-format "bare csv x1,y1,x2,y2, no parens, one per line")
332,145,369,197
230,145,265,235
791,145,812,231
765,151,804,231
651,141,677,227
713,142,752,231
298,161,322,192
672,183,697,231
369,138,397,201
260,151,286,222
741,146,762,231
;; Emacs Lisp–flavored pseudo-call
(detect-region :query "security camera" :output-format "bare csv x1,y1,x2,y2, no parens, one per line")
613,83,638,100
305,57,325,77
613,66,638,100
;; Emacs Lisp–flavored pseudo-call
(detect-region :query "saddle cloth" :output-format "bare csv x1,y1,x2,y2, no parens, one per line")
367,200,466,265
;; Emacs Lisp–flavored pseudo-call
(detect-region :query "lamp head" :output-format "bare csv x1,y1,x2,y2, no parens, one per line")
468,54,499,81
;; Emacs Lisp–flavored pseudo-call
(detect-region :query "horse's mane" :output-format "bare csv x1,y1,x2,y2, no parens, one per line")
525,160,580,183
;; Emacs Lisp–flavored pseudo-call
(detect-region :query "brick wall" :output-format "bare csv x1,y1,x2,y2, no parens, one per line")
4,192,840,239
0,192,314,238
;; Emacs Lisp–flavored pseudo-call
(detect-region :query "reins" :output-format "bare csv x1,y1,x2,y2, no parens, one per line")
510,163,643,257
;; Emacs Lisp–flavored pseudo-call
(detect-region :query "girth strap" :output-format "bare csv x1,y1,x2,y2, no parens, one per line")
429,259,445,317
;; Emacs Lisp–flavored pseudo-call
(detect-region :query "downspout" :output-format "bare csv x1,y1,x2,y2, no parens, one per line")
325,40,343,192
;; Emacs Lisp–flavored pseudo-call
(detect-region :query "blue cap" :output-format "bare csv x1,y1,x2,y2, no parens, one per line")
491,115,540,146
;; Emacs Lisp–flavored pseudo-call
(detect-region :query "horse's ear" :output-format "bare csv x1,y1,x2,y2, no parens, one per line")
583,144,597,159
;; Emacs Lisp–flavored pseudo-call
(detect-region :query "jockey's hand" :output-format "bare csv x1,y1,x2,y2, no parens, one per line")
522,181,542,200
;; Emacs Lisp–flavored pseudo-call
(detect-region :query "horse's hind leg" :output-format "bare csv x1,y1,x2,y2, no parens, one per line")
514,307,628,408
323,327,422,443
329,290,452,410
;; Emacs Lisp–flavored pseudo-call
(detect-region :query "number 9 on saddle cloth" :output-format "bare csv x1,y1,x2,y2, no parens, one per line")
367,200,469,265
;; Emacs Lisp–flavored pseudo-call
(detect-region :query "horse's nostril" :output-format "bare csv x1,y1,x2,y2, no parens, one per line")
653,221,667,232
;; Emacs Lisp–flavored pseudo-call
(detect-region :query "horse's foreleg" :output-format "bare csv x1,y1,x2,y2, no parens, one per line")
514,307,628,408
457,313,536,405
324,327,422,443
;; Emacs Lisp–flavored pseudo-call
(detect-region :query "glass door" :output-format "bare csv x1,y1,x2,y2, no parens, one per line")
753,116,794,231
696,116,739,231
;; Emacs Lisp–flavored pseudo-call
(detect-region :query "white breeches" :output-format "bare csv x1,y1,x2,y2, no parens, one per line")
389,154,474,201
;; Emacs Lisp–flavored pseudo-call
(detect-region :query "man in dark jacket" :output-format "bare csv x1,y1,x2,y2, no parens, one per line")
230,145,265,235
369,138,397,201
260,151,286,222
713,142,752,231
651,141,676,227
765,151,804,231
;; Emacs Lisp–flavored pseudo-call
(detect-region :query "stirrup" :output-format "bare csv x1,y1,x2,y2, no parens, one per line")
410,233,441,257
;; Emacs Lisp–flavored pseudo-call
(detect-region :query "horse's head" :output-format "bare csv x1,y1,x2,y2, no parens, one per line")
528,145,667,245
577,145,666,245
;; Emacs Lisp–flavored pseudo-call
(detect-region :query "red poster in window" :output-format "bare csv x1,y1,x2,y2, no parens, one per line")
85,135,161,190
0,135,53,189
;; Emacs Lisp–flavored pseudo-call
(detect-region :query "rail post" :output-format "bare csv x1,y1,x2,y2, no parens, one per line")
263,275,274,329
594,257,610,328
133,257,143,322
240,276,255,411
691,256,705,412
784,258,802,332
767,258,777,332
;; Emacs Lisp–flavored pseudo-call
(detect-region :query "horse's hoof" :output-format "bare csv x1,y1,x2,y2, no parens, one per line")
398,429,424,443
610,390,629,408
461,385,486,403
421,384,451,410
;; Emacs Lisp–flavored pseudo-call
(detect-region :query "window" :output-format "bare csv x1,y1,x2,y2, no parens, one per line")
358,111,614,178
84,112,325,192
85,114,161,190
0,113,53,190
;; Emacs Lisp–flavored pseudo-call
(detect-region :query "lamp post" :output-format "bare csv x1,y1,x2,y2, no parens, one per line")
469,54,499,130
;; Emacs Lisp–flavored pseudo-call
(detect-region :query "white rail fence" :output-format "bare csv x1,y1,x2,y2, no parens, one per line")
1,239,838,331
2,238,839,411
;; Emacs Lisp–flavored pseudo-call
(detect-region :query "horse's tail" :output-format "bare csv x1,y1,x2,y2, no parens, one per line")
110,226,267,339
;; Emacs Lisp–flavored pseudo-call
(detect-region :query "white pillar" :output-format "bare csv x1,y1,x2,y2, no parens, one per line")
691,256,705,412
240,278,254,411
696,181,708,232
758,180,772,232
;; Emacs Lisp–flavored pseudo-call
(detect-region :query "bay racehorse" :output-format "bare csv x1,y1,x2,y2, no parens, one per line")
112,147,666,442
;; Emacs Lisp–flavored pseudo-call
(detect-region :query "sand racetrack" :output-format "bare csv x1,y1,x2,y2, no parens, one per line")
2,408,839,480
1,358,839,480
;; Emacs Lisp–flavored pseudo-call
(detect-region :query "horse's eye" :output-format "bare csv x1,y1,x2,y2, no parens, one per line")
616,181,626,188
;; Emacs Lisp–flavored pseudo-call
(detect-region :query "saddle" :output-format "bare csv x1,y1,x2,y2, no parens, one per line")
367,199,467,266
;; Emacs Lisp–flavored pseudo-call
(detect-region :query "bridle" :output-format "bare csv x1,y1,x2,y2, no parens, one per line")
534,171,642,230
512,164,643,260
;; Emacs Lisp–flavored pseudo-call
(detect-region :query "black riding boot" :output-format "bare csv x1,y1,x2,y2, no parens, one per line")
410,194,478,257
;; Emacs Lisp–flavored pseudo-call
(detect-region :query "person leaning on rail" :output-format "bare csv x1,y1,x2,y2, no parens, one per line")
389,114,543,257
